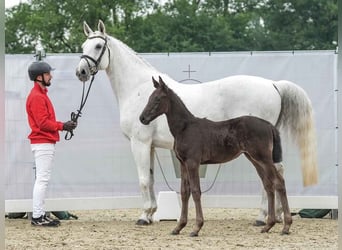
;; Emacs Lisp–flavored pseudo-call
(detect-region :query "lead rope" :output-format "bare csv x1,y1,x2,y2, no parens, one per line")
65,75,95,140
155,151,221,194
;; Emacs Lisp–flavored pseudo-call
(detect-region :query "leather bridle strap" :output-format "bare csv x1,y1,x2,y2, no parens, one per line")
64,75,95,140
65,35,110,140
80,35,110,75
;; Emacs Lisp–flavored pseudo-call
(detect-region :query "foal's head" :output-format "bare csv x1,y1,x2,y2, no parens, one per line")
140,76,170,125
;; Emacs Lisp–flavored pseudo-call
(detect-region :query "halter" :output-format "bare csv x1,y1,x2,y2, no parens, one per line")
80,35,111,75
65,35,110,140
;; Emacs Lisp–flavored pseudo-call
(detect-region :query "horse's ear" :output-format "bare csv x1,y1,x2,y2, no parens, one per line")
98,20,106,34
158,76,169,92
83,21,93,37
152,77,159,89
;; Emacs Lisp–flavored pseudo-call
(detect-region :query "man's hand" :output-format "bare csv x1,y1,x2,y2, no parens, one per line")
63,121,77,132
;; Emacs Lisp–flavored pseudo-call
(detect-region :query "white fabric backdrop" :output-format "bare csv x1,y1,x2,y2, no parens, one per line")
5,51,337,201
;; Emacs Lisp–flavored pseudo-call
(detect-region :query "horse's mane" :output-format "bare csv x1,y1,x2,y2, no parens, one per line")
109,35,157,71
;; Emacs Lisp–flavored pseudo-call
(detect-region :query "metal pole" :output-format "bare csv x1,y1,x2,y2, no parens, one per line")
337,0,342,246
0,0,5,248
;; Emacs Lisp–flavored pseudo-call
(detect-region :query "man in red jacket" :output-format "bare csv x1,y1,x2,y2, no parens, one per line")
26,61,77,227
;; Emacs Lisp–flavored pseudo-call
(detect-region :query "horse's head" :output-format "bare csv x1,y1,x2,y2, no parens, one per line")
140,76,170,125
76,20,111,82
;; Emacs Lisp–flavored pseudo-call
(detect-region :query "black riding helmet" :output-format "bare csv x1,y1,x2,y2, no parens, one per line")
28,61,55,81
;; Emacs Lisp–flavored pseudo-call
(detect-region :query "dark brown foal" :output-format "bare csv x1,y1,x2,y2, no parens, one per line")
139,76,292,237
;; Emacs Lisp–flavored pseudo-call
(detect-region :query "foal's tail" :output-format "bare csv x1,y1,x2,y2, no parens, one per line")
273,80,318,186
271,126,282,164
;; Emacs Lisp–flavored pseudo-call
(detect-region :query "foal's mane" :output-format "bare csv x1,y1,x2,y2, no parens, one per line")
166,84,195,119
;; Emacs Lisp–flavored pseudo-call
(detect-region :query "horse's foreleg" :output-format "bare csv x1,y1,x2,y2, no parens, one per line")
131,138,157,225
172,163,190,235
147,147,157,221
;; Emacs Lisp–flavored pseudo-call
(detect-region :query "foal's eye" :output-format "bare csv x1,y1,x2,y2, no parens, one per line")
95,44,102,49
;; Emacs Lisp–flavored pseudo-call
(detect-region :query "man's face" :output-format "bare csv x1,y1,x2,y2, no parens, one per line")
37,72,52,87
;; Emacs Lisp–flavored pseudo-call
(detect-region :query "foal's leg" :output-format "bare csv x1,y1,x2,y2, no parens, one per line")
186,159,204,237
255,163,284,226
260,175,276,233
171,162,191,235
245,155,277,233
273,169,292,234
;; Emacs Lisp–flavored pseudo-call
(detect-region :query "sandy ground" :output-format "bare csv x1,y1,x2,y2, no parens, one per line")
5,208,337,250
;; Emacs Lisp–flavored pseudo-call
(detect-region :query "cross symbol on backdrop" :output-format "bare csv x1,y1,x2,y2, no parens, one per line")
182,64,197,79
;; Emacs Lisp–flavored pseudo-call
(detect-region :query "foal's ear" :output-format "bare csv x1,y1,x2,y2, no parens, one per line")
152,76,160,89
98,20,106,34
158,76,169,92
83,21,93,37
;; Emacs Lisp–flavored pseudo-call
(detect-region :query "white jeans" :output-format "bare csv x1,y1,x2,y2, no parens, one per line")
31,143,55,219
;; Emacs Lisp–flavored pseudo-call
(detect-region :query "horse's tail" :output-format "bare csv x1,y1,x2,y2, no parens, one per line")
273,80,318,186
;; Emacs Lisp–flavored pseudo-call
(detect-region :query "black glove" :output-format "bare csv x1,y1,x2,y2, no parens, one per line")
63,121,77,132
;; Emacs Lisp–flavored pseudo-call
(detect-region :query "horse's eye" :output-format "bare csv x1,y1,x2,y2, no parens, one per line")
95,44,102,49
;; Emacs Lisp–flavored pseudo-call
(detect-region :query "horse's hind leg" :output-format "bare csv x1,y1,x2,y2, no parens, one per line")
274,163,284,222
272,131,284,223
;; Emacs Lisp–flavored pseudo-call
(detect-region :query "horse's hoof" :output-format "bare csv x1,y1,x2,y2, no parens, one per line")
253,220,266,227
136,219,150,226
190,232,198,237
276,218,283,223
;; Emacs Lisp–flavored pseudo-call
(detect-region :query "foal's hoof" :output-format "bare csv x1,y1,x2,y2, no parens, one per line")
136,219,150,226
253,220,266,227
190,232,198,237
260,227,270,233
281,230,290,235
171,230,179,235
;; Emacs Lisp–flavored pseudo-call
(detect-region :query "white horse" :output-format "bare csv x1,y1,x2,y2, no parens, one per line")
76,20,318,225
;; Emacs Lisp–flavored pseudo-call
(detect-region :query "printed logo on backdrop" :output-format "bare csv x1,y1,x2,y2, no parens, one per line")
179,64,202,84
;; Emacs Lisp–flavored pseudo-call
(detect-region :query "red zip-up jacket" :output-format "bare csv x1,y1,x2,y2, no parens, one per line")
26,82,64,144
